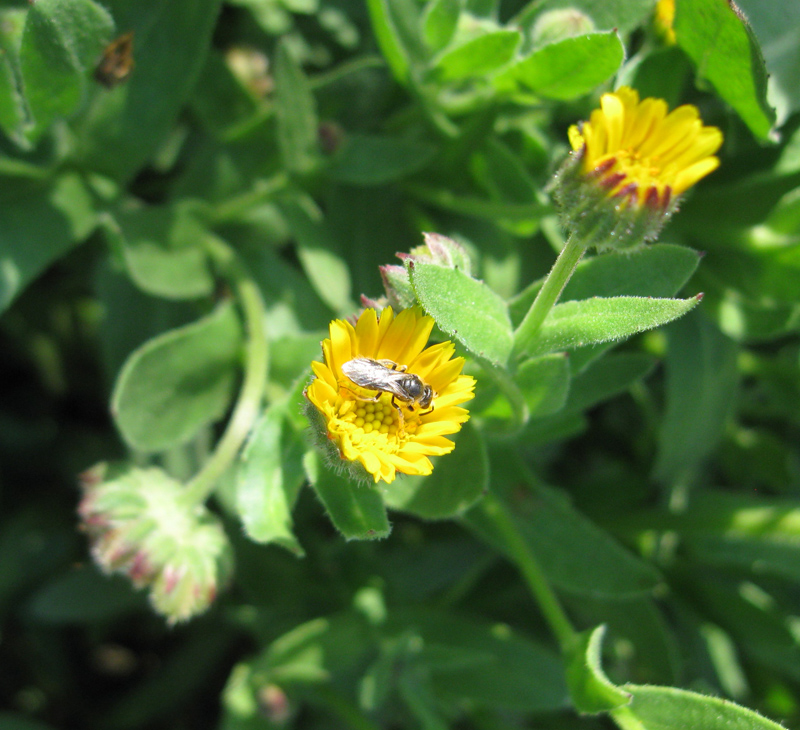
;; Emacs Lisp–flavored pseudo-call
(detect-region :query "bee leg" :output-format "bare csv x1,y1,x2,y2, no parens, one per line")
376,359,407,372
419,405,434,417
390,395,407,436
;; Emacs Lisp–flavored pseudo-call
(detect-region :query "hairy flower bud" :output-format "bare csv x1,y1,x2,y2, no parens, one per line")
79,463,233,624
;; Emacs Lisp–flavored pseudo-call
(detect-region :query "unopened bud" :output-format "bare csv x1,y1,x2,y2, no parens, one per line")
78,463,233,624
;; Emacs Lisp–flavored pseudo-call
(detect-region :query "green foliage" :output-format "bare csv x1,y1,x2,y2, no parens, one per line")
2,0,800,728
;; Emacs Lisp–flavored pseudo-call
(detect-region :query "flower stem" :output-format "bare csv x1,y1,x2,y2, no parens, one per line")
182,236,269,507
513,234,587,358
481,491,577,651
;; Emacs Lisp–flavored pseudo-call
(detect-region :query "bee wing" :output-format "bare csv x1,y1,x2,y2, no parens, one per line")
341,358,409,398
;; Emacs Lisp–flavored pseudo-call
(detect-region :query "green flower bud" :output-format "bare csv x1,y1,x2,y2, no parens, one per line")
79,463,233,624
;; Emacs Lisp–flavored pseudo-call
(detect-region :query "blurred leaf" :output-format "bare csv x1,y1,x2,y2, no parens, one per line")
327,133,437,186
565,625,630,714
27,565,144,624
0,8,28,147
18,0,114,142
510,244,702,327
76,0,222,181
514,0,655,35
736,0,800,124
389,607,569,712
675,0,775,140
107,623,235,729
620,684,786,730
564,352,657,413
678,491,800,584
111,302,242,452
111,202,215,300
303,451,391,541
366,0,420,86
236,403,305,555
496,31,623,100
467,466,662,597
516,295,702,359
274,38,319,176
0,173,96,313
653,311,739,485
430,29,520,81
280,195,353,314
381,420,488,519
422,0,461,53
409,261,513,365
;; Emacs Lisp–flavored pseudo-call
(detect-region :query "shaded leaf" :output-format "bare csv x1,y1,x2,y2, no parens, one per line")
111,302,242,452
303,451,391,540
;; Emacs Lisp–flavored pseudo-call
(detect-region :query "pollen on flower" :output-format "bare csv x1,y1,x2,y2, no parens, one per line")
305,306,476,485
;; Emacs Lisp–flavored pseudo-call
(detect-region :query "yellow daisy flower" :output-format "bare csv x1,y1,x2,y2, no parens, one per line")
305,306,476,485
568,86,723,209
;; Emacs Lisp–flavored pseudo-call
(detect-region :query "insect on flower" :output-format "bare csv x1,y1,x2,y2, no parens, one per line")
341,357,436,431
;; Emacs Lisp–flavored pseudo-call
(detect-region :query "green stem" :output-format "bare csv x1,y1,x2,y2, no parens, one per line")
481,491,577,651
309,54,386,89
182,236,269,506
513,234,587,358
209,173,289,224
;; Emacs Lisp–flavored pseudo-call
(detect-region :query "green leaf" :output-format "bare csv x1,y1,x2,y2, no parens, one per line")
736,0,800,124
422,0,461,52
0,9,28,147
366,0,418,86
236,404,305,555
620,684,786,730
111,302,242,452
496,31,623,100
467,466,661,597
18,0,114,142
0,173,96,313
280,196,353,314
381,420,488,519
653,312,739,485
409,261,513,365
565,626,631,714
76,0,221,181
514,0,655,36
389,607,569,712
510,244,702,327
480,353,570,420
677,491,800,584
327,134,437,186
517,295,702,359
675,0,775,140
111,202,215,300
274,38,319,175
564,353,657,414
303,451,391,541
430,29,520,81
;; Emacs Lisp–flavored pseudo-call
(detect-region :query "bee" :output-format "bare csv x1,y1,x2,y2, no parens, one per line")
95,32,135,88
340,358,436,426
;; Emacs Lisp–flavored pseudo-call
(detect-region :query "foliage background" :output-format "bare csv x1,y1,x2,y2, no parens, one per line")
2,0,800,728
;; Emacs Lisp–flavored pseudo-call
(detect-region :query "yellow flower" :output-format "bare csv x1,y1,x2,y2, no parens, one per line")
653,0,677,45
568,86,723,209
305,306,475,484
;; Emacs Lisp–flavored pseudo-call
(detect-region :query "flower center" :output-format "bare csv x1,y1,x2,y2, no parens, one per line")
334,390,420,449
